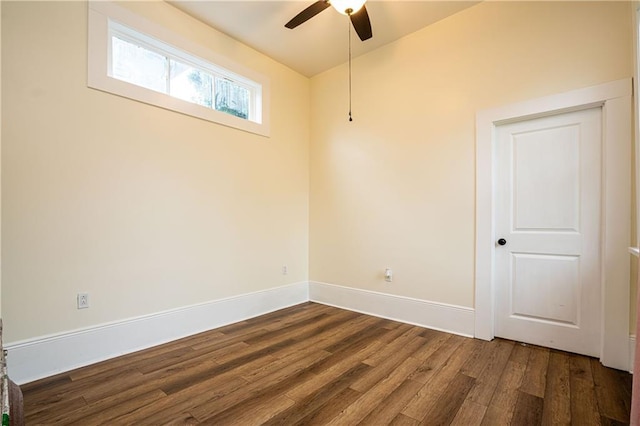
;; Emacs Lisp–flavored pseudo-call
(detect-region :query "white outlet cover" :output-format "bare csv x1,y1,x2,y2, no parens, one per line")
77,293,89,309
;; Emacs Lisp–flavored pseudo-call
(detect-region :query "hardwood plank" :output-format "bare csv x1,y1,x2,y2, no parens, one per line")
284,309,364,344
241,312,330,345
236,310,372,383
191,367,315,422
570,355,600,425
362,326,424,366
24,396,86,424
541,350,571,426
188,327,271,352
511,390,543,425
520,346,550,398
59,368,147,406
241,344,331,383
295,387,363,425
410,330,452,364
160,338,298,395
480,357,527,425
421,372,475,425
209,329,304,365
321,317,390,355
405,334,465,384
570,375,600,425
260,302,335,331
190,342,331,421
61,332,212,384
262,362,371,425
450,398,487,426
465,338,515,406
358,379,423,425
570,354,594,382
324,356,423,425
161,412,200,425
390,413,421,426
350,335,427,392
284,338,383,401
458,338,492,379
111,376,247,425
137,341,248,375
509,342,532,366
41,389,166,425
203,393,296,425
20,303,631,425
600,415,630,426
63,390,167,425
402,337,477,421
307,321,390,375
591,357,632,423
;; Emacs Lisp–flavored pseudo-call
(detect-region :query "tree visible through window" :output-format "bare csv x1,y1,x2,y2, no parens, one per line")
109,26,257,121
215,78,249,119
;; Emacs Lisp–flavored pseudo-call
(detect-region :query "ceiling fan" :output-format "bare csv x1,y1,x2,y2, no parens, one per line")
285,0,373,41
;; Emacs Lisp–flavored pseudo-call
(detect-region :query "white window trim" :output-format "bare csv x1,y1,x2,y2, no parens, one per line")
88,1,270,137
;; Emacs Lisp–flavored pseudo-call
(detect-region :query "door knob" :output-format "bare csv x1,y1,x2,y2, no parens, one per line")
497,238,507,246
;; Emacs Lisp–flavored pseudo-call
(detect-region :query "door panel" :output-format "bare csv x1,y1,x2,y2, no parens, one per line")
511,253,579,325
495,107,601,357
512,124,580,231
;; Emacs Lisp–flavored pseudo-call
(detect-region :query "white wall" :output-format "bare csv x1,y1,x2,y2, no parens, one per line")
309,1,633,308
1,1,310,343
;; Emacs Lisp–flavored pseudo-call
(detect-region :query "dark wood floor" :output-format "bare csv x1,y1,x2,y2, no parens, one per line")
22,302,631,425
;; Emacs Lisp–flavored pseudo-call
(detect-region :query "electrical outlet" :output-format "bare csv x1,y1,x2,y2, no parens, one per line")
282,265,288,275
77,293,89,309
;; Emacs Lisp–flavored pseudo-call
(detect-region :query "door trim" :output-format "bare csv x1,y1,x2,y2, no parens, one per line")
475,79,632,370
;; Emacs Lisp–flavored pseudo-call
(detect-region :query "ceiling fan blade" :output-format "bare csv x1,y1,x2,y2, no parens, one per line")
350,4,372,41
285,1,331,29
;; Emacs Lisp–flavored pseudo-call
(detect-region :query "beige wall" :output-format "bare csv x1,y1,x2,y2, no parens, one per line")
309,1,634,307
1,1,310,342
2,1,635,345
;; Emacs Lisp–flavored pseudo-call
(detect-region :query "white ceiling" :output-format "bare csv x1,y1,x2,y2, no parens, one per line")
169,1,479,77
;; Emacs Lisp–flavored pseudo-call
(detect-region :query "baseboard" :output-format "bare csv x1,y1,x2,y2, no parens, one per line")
7,281,476,384
5,282,309,385
308,281,475,337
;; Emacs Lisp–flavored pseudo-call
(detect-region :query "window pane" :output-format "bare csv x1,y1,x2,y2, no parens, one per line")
215,78,249,120
169,60,213,108
111,36,167,93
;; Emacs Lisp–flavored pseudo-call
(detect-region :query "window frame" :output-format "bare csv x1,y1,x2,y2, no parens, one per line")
88,1,270,137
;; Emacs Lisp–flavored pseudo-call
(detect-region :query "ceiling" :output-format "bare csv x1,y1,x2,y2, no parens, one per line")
169,1,479,77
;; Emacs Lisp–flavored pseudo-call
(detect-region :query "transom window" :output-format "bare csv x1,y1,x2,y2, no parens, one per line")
109,22,254,121
88,1,270,136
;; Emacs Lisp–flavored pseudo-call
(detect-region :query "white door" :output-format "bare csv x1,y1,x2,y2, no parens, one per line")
494,107,602,357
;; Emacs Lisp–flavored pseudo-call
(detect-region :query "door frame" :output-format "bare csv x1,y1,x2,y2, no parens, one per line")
475,79,632,370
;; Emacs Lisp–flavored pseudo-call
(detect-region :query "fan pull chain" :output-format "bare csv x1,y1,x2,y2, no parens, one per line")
348,17,353,122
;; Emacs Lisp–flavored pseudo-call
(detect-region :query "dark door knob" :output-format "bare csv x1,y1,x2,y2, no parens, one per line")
497,238,507,246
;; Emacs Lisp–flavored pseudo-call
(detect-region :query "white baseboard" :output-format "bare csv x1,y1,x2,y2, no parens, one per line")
7,281,476,384
6,282,309,385
308,281,475,337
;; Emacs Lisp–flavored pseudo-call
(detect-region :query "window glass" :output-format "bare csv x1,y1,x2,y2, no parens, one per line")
111,35,167,94
88,2,270,136
110,29,254,122
215,78,249,120
170,60,213,108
